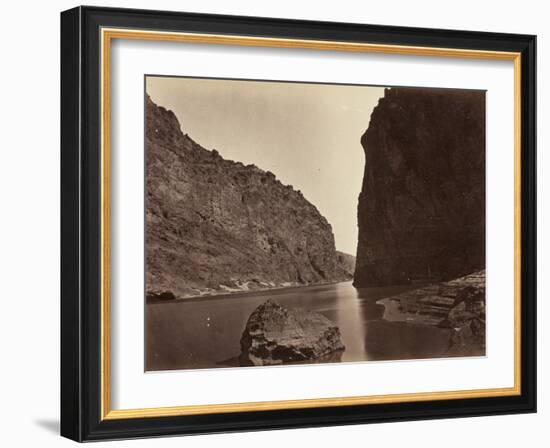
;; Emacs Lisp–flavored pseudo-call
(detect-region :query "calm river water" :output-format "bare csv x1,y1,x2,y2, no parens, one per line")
146,281,451,371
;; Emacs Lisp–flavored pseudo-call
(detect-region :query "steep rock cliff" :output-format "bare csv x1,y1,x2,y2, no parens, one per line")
354,87,485,286
146,95,352,299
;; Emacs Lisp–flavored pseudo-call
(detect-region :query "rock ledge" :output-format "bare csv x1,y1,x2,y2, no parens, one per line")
378,270,486,356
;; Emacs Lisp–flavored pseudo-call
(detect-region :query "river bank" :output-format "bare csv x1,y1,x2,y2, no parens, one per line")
377,271,486,356
146,281,455,371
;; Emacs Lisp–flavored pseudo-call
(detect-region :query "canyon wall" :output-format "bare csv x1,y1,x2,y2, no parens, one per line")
146,95,353,299
354,87,485,286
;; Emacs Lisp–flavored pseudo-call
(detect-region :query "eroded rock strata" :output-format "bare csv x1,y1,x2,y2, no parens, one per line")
146,95,353,299
377,270,486,356
354,87,486,286
240,300,345,365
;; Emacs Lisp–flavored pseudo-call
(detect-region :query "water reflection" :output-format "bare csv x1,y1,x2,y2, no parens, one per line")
334,282,369,362
146,281,450,371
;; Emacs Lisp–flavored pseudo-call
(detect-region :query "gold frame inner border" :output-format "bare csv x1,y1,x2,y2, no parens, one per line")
100,27,522,421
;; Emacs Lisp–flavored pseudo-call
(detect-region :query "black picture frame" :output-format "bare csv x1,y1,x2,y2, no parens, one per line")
61,5,536,442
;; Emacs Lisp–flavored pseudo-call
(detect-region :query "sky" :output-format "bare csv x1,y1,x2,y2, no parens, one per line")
146,76,384,256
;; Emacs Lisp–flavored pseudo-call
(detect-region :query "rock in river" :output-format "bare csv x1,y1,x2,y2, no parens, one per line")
240,300,345,366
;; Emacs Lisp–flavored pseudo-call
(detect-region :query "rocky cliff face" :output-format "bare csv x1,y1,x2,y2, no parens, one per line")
336,251,356,279
146,95,352,299
354,88,485,286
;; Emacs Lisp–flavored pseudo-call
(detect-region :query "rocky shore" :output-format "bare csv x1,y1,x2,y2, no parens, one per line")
377,270,486,356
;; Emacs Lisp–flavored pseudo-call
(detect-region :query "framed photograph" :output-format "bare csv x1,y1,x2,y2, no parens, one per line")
60,6,536,441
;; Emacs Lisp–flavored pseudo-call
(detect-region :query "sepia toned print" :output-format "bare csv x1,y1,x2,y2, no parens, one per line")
145,76,486,372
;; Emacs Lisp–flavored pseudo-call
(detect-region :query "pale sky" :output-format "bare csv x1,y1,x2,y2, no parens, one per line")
146,76,384,256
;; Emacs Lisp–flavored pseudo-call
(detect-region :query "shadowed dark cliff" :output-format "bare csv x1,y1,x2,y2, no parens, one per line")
354,87,485,286
145,95,353,299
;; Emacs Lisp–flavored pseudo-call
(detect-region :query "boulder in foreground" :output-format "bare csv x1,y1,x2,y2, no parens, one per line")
240,300,345,366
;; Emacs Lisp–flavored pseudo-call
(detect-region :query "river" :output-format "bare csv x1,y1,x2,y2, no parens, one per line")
146,281,452,371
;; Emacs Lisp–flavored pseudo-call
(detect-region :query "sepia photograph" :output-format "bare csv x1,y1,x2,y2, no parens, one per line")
144,76,486,372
